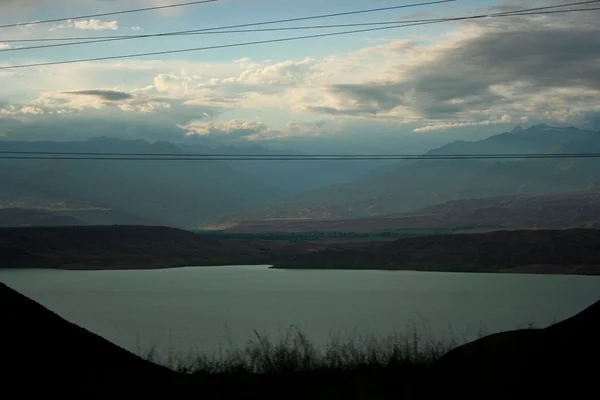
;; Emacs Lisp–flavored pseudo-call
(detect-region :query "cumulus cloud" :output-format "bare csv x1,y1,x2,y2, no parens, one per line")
74,19,119,30
181,120,270,139
179,119,332,143
50,18,119,31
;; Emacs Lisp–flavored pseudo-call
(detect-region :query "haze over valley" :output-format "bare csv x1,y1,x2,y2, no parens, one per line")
3,124,600,231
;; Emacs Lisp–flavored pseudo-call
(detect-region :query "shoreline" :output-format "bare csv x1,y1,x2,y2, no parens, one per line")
6,263,599,277
269,264,600,277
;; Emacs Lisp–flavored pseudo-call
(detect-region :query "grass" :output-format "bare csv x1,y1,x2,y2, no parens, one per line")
140,320,516,375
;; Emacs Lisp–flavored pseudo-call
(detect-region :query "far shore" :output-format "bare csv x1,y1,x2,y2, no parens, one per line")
10,263,597,277
2,225,600,276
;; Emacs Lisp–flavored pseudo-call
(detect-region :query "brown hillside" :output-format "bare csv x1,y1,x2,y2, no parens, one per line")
0,226,268,269
275,229,600,274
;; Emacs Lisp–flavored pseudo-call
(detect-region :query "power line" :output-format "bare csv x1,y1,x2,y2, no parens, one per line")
1,0,595,44
1,154,600,161
2,7,599,54
0,21,410,42
1,151,600,158
0,0,219,30
2,2,598,56
1,5,597,70
0,8,600,70
0,0,455,51
0,21,439,49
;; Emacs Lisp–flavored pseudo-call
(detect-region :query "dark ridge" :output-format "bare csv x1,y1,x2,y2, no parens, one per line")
2,282,599,398
0,282,178,395
432,299,600,397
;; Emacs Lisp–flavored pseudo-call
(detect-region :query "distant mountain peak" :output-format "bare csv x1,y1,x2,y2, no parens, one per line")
511,126,524,133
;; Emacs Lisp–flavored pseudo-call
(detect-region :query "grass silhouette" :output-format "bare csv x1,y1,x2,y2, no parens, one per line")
140,321,510,374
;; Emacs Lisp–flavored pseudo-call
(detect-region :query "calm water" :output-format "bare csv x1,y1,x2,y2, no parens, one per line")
1,266,599,356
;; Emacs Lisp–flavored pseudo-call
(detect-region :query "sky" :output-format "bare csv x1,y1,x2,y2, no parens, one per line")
0,0,599,153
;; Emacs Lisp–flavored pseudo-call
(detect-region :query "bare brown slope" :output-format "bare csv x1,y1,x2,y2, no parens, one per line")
274,229,600,274
223,191,600,233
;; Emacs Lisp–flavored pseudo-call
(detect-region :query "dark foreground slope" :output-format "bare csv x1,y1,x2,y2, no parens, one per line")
433,298,600,398
274,229,600,275
2,282,598,398
0,283,178,394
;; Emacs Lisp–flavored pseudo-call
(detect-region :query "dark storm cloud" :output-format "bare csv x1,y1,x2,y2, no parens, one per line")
315,14,600,120
62,90,134,102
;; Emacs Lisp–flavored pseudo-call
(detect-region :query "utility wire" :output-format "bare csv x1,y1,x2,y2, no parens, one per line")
0,20,445,49
0,0,219,30
2,1,597,55
1,5,597,70
2,7,599,54
1,154,600,161
5,6,600,53
0,0,455,50
1,151,600,158
1,0,595,44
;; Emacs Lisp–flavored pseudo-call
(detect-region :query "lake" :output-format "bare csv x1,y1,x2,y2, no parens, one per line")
1,266,599,358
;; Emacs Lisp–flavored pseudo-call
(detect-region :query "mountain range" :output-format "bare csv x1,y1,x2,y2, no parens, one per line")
0,137,381,227
208,124,600,229
2,124,599,229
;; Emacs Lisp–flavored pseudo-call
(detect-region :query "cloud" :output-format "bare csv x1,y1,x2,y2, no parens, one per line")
63,90,133,102
50,18,119,31
2,0,600,146
179,119,332,143
413,115,530,133
181,120,270,139
74,19,119,30
295,5,600,131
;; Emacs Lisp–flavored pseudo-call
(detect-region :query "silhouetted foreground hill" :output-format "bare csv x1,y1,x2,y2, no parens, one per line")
1,283,178,394
432,298,600,398
1,282,598,398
